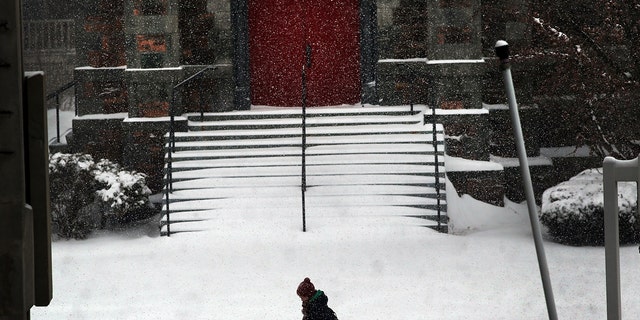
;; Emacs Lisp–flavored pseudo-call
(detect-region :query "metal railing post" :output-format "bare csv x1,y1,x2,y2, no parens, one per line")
431,105,442,231
301,44,311,232
603,155,640,320
55,94,60,143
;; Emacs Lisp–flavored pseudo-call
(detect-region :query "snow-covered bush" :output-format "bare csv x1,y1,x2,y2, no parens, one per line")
49,153,155,239
93,158,154,226
540,168,639,246
49,153,101,239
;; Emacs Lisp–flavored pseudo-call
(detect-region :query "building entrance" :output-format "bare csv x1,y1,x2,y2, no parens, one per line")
248,0,361,107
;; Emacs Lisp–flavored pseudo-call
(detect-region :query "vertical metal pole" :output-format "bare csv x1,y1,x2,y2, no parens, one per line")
55,94,60,143
432,105,441,231
301,44,311,232
495,40,558,320
199,83,205,122
165,90,176,237
603,157,621,320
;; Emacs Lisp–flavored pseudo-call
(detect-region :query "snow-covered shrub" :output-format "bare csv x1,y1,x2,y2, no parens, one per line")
93,158,154,227
49,153,101,239
49,153,155,239
540,168,638,246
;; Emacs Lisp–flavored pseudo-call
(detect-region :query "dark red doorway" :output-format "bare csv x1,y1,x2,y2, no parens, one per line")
248,0,361,107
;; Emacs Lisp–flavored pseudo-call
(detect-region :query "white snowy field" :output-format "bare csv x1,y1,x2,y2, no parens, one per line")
30,178,640,320
38,106,640,319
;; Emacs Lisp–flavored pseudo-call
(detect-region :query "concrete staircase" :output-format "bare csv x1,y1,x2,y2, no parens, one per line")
161,106,447,235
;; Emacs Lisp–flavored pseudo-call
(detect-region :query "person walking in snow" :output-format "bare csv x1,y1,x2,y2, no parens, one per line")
296,278,339,320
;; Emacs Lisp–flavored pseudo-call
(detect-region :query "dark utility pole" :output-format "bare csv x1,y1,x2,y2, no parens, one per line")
0,0,53,318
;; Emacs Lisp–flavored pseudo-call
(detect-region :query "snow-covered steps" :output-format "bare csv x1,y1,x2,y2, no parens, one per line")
161,106,447,235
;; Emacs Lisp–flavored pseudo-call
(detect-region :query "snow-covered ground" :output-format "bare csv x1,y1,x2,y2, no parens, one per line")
36,107,640,319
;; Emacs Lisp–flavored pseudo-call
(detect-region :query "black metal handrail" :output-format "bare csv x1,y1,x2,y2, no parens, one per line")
164,65,214,237
420,103,443,231
431,105,443,232
46,79,77,144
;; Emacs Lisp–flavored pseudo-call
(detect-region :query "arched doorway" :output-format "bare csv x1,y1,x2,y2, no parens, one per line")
248,0,361,107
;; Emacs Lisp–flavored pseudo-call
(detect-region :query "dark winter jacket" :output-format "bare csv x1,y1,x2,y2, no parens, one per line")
301,290,338,320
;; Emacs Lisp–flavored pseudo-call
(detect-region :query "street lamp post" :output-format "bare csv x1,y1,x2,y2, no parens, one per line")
495,40,558,320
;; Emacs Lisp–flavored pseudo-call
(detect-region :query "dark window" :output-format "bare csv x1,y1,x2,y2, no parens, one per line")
140,53,164,68
134,0,167,16
439,0,472,8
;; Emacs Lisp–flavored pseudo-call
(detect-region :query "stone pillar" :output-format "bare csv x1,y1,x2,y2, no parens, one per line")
75,0,126,68
125,67,182,117
376,0,485,107
71,0,129,166
427,0,482,60
124,0,180,68
202,0,235,110
230,0,250,109
75,66,128,116
360,0,378,104
207,0,232,63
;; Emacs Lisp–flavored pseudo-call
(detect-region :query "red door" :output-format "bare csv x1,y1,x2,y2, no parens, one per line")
249,0,361,107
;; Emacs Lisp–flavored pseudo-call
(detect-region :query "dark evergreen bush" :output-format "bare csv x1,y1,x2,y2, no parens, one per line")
540,169,639,246
49,153,155,239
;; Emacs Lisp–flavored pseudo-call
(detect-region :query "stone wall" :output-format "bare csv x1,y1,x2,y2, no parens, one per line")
427,110,507,205
499,161,556,204
447,170,505,206
69,115,127,163
67,0,235,192
122,118,188,191
426,111,490,161
75,67,128,116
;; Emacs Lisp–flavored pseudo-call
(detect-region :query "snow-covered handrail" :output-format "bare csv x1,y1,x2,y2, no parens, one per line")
603,155,640,320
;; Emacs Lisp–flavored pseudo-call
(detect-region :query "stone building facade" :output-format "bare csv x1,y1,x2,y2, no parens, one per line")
41,0,594,204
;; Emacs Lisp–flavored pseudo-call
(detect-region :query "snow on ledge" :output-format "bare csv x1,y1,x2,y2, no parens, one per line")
125,67,183,72
482,103,509,110
378,58,486,64
433,108,488,116
75,113,128,120
75,66,127,70
124,116,187,123
490,154,553,167
445,155,504,172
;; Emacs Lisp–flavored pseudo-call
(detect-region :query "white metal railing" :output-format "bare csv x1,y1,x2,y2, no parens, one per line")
603,155,640,320
23,19,75,52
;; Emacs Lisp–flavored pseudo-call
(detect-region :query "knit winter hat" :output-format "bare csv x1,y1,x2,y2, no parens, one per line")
297,278,316,298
